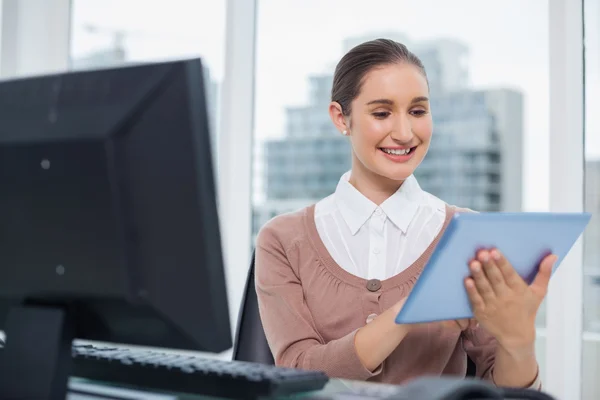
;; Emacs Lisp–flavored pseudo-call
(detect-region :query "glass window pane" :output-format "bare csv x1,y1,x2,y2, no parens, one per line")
253,0,549,378
69,0,226,151
584,0,600,397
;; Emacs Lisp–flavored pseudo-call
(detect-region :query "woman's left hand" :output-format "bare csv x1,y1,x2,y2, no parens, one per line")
464,249,558,352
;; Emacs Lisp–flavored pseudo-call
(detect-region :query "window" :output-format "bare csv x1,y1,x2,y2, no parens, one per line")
68,0,233,352
252,0,550,376
69,0,226,157
583,0,600,397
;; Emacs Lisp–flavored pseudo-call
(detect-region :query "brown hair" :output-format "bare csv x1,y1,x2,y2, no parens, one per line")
331,38,427,116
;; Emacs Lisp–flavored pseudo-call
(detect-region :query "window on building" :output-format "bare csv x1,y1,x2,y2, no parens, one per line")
69,0,226,157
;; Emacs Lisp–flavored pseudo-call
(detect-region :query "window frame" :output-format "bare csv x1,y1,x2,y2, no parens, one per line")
545,0,585,398
0,0,72,77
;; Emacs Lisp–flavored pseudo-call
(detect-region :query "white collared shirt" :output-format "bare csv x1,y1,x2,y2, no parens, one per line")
314,171,447,280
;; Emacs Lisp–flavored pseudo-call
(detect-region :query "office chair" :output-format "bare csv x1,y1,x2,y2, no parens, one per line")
232,251,477,377
232,250,275,364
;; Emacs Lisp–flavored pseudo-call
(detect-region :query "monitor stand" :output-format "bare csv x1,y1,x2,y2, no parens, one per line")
0,304,75,400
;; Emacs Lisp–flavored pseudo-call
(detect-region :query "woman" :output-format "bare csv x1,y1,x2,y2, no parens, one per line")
255,38,553,389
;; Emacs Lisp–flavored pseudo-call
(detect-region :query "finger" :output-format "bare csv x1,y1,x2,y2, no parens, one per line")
455,318,470,331
441,320,462,331
468,319,479,330
490,249,523,288
392,297,408,314
477,250,506,294
470,260,495,301
465,277,485,312
530,254,558,296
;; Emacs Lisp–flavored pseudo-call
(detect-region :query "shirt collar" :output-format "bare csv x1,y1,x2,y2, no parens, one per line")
380,176,421,233
334,171,377,235
334,171,423,235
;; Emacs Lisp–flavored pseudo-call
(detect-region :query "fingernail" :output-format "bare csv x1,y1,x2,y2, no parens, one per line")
492,250,501,260
479,252,489,262
471,262,481,272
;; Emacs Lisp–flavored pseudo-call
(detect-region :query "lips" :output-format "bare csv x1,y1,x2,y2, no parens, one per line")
379,146,417,156
378,146,417,163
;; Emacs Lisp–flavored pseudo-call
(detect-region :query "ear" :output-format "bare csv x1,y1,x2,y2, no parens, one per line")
328,101,349,134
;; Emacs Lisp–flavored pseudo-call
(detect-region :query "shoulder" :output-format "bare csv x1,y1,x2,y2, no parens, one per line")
314,193,335,217
255,205,312,252
452,205,479,214
254,205,316,280
419,189,479,215
412,174,480,215
419,190,446,213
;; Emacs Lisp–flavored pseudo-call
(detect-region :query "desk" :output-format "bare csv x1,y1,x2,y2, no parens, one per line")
67,378,399,400
68,377,454,400
66,377,537,400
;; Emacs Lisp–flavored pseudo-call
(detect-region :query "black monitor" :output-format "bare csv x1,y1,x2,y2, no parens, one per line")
0,58,231,399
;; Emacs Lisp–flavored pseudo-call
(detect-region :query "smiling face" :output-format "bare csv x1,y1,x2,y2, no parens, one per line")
330,62,432,191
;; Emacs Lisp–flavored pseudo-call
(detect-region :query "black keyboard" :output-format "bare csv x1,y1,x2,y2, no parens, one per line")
71,344,329,399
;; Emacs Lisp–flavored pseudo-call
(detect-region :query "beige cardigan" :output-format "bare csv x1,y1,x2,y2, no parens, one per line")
254,203,511,384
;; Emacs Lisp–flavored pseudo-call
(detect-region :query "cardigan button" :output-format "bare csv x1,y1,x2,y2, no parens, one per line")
366,279,381,292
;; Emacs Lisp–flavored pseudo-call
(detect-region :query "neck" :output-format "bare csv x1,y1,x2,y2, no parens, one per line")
349,156,404,206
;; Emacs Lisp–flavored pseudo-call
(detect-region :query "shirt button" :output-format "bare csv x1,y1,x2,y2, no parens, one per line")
366,279,382,292
373,248,380,254
366,313,378,324
374,208,382,216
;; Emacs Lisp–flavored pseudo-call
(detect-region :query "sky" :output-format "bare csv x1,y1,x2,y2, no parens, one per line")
70,0,600,212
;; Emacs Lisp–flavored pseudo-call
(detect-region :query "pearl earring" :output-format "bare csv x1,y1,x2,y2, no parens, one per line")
342,130,348,136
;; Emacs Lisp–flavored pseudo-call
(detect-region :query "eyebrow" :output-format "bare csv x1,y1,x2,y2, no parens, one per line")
366,96,429,106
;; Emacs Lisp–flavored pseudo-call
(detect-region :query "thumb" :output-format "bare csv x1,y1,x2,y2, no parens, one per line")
392,297,408,314
455,318,471,331
468,319,479,330
530,254,558,295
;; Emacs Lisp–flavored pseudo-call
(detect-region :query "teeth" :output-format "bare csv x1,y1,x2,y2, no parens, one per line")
382,148,411,155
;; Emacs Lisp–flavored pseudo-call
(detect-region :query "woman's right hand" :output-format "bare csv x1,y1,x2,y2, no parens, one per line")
355,297,472,372
354,297,412,372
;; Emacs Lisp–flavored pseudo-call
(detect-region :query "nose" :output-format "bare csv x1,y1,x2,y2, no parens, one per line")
390,114,413,144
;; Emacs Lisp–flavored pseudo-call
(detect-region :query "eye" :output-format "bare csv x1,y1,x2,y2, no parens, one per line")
410,109,428,117
372,112,390,119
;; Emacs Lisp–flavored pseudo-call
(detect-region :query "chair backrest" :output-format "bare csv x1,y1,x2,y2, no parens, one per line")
231,251,477,376
232,250,275,364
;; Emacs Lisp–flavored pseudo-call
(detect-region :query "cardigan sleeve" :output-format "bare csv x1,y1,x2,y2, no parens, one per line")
462,326,542,390
461,324,497,381
254,221,381,380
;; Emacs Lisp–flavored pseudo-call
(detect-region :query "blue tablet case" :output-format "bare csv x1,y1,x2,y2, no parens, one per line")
395,211,592,324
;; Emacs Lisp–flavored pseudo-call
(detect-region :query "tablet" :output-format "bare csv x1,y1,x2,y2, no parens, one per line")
395,211,592,324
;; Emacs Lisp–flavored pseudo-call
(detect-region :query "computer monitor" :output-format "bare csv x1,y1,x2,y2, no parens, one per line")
0,58,231,399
